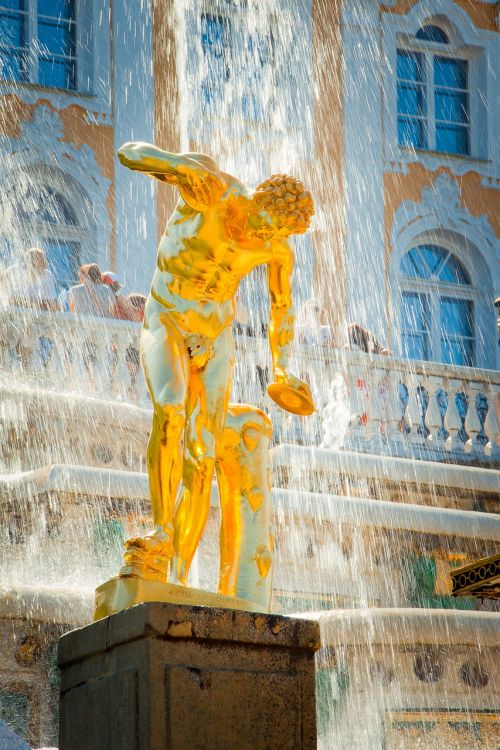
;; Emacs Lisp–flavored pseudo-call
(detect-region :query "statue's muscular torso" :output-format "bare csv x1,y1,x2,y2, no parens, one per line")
150,177,274,339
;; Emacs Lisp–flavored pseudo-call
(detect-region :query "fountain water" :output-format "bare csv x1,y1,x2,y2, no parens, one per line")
0,0,499,748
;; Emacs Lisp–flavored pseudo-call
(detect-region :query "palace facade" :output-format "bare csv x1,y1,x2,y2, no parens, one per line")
1,0,498,369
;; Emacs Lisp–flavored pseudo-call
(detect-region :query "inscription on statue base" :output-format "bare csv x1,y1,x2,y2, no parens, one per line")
94,575,267,621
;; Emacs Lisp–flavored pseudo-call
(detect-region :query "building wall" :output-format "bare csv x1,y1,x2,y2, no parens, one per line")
111,0,157,293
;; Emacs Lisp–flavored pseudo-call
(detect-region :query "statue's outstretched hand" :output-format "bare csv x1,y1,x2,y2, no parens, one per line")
267,368,315,416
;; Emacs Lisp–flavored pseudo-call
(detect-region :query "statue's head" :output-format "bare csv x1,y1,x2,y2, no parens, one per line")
251,174,314,238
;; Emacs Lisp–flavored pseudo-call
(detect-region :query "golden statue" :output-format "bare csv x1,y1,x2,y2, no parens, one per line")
94,143,315,619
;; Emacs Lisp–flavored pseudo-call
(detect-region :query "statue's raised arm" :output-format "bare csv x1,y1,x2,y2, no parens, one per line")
118,142,226,210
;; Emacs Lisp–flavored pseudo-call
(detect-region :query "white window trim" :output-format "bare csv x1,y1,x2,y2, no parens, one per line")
382,0,499,186
0,0,111,120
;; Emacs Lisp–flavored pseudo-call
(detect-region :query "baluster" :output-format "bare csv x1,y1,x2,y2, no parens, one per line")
464,381,483,453
384,370,405,445
405,375,423,443
424,375,445,446
482,383,498,457
444,378,465,453
350,359,372,445
369,366,386,443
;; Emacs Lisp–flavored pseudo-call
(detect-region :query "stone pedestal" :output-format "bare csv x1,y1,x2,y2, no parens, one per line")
58,602,320,750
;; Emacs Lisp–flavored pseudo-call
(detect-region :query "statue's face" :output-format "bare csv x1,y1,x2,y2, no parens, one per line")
245,202,277,241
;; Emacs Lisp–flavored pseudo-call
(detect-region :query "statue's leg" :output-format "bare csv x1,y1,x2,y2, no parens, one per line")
122,302,190,580
171,327,234,585
216,405,273,611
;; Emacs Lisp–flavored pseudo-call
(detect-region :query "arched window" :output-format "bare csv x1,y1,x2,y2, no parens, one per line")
399,245,474,366
415,25,449,44
2,181,84,291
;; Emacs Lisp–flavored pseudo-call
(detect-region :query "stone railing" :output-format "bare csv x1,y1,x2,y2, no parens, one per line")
288,344,500,462
0,307,498,463
0,306,149,403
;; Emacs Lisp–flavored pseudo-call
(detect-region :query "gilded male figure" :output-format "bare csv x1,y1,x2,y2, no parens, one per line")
118,143,315,604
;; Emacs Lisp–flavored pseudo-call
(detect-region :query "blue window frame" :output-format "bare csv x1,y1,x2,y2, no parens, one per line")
0,0,76,90
0,0,28,81
200,12,274,122
401,291,431,361
397,50,426,149
440,297,474,367
397,25,470,156
434,56,469,155
43,237,80,291
200,13,230,109
400,245,474,366
416,25,449,44
5,184,82,291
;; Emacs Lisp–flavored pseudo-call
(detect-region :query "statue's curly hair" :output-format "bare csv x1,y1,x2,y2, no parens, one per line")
253,174,314,236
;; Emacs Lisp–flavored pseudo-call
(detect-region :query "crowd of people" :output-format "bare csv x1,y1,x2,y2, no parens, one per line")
0,247,390,360
1,247,146,323
296,297,391,355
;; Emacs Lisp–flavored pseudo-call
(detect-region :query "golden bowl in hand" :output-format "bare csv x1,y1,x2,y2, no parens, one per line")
267,379,315,416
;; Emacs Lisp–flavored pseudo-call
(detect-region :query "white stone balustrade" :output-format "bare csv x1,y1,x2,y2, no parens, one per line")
0,307,498,463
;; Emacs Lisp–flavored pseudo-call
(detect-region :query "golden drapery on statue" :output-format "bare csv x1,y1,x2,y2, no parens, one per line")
94,143,315,619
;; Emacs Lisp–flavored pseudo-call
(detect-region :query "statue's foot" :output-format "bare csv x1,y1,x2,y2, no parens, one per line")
120,529,173,582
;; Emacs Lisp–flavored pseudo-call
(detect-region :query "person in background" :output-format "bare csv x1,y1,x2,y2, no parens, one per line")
297,298,333,347
68,263,115,382
347,322,391,356
68,263,114,317
101,270,132,320
58,285,70,313
126,292,147,322
7,247,58,311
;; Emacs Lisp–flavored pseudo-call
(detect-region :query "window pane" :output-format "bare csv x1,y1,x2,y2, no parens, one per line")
435,89,468,123
39,55,76,88
418,245,448,276
397,50,423,82
201,14,229,56
400,247,430,278
440,297,473,337
439,254,470,285
436,124,469,155
38,0,74,19
402,332,430,361
247,29,274,67
0,1,25,9
441,337,474,367
398,117,425,149
397,82,425,116
0,47,27,79
415,25,449,44
434,56,467,89
402,291,430,332
37,19,74,56
44,238,80,290
0,10,24,46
